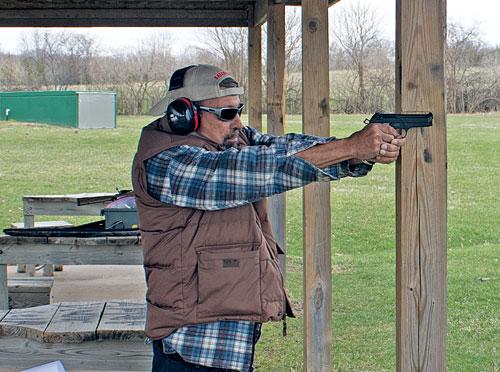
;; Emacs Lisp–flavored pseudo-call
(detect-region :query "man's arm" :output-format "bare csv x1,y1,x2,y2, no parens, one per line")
145,140,353,211
243,126,334,147
295,123,405,167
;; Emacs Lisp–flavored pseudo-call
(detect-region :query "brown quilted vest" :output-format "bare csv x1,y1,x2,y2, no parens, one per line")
132,119,294,340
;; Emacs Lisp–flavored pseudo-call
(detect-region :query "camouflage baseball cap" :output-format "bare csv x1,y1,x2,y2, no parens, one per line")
149,64,244,116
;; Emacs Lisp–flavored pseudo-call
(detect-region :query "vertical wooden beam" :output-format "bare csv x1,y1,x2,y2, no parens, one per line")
302,1,332,371
395,0,447,371
248,24,263,132
23,211,36,276
0,264,8,309
266,2,287,271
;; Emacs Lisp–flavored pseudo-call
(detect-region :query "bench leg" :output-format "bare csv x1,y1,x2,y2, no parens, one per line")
43,265,54,276
26,264,36,277
22,214,36,276
0,265,8,310
17,264,27,273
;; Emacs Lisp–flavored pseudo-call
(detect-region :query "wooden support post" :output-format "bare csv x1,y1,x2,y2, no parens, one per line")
23,210,36,276
395,0,447,371
248,24,263,132
0,265,8,309
266,1,287,272
302,1,332,371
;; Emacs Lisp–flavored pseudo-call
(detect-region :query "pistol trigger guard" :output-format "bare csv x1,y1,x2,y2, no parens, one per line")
401,129,407,138
363,118,370,125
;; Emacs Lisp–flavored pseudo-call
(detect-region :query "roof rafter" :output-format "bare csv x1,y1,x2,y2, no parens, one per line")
0,0,341,28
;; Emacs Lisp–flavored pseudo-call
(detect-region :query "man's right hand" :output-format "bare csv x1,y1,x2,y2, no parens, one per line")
347,123,405,163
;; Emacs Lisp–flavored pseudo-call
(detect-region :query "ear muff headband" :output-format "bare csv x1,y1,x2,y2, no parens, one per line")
179,97,199,132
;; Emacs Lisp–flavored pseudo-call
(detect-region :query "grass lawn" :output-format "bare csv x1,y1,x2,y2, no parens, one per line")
0,113,498,371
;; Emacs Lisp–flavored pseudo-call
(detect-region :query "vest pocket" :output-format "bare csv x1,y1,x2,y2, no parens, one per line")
196,246,261,318
144,265,182,311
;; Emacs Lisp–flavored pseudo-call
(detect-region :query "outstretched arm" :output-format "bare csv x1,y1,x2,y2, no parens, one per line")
295,123,406,167
145,141,355,211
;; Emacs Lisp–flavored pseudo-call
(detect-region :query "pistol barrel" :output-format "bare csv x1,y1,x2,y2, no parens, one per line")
369,112,433,130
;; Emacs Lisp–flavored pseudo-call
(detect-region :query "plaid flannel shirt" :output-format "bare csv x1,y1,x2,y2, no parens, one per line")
146,126,372,211
161,321,261,372
145,126,372,371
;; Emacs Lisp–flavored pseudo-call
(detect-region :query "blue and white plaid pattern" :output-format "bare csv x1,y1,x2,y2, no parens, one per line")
163,321,259,371
145,126,371,211
146,126,371,371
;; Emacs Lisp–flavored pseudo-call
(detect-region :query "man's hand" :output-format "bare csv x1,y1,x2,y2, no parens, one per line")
347,123,406,164
372,137,405,164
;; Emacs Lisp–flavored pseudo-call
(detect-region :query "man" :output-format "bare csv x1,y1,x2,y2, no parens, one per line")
132,64,405,372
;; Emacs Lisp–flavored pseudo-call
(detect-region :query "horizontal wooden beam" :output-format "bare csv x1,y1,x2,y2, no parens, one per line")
0,8,250,27
286,0,341,5
0,0,251,8
0,0,343,27
0,237,142,265
0,336,151,369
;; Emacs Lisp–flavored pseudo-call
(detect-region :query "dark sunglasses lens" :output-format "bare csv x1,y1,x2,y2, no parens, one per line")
220,108,239,121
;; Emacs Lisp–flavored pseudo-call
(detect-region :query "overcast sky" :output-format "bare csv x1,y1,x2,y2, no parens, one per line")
0,0,498,54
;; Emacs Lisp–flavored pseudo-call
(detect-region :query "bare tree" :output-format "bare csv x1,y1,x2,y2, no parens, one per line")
194,7,303,113
195,27,248,93
463,69,500,112
332,2,385,112
282,7,302,114
18,31,97,90
107,32,176,115
0,53,21,86
446,21,484,113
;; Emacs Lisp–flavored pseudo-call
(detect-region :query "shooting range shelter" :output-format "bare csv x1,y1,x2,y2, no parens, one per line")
0,1,447,371
0,91,116,128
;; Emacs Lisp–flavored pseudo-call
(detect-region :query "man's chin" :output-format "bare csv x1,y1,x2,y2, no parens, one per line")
223,136,239,148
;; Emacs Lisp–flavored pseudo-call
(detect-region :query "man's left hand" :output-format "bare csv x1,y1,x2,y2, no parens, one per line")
371,137,406,164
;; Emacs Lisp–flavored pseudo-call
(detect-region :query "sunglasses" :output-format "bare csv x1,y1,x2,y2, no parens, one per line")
197,103,244,121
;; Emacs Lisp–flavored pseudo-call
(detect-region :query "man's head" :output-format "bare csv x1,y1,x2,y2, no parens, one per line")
149,64,244,146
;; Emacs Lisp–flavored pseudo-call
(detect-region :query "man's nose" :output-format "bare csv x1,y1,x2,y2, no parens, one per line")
231,114,243,129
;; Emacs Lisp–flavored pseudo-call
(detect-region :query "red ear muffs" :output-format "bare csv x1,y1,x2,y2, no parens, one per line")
166,97,199,135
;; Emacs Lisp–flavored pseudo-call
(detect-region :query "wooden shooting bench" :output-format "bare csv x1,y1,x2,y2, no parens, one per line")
8,276,54,308
0,235,151,370
0,301,150,370
19,192,119,276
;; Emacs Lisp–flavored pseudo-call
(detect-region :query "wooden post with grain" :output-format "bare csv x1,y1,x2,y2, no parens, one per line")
266,1,287,277
302,0,332,370
248,24,263,132
395,0,448,370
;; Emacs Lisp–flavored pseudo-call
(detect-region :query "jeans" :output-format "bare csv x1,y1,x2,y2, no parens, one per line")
152,340,237,372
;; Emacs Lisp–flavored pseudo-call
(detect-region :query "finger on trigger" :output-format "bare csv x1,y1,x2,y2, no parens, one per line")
378,124,400,136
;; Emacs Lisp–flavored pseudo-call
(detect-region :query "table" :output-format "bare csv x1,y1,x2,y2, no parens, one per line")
20,192,119,276
0,235,147,369
0,234,142,310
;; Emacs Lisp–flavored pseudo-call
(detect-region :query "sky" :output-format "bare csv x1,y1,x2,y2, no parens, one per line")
0,0,499,55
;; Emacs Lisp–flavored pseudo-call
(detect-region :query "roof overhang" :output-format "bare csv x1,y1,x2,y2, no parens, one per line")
0,0,341,28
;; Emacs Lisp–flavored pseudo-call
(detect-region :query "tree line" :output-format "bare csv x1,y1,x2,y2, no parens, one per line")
0,4,498,115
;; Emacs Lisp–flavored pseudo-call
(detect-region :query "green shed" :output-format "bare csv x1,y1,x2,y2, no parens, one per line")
0,91,116,129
